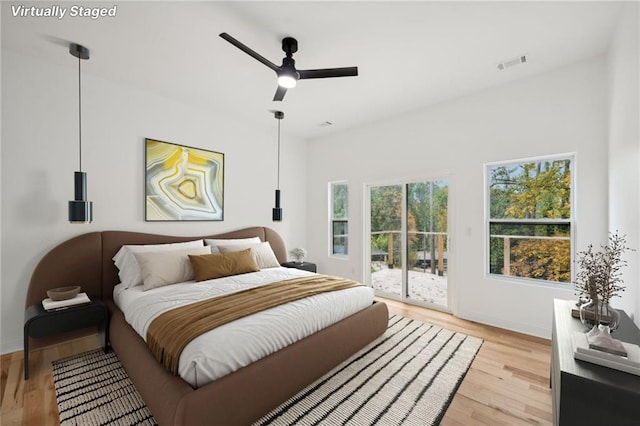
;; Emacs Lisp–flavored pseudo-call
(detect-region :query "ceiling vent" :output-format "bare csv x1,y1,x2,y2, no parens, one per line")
497,55,527,71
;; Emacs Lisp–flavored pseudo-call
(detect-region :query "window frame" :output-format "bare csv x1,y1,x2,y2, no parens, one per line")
484,153,576,287
329,181,349,258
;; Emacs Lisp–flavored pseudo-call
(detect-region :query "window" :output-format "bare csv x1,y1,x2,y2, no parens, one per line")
330,182,348,256
486,154,574,284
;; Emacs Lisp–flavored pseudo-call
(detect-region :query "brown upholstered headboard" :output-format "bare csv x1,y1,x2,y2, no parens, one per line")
26,226,286,308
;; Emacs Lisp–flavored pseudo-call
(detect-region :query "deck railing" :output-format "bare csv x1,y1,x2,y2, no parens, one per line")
370,230,448,275
489,233,570,280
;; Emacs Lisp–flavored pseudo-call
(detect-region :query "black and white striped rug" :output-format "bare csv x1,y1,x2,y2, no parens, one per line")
254,315,482,425
52,349,156,425
53,316,482,426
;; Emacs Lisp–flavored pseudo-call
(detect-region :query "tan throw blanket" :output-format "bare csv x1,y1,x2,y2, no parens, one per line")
146,274,364,375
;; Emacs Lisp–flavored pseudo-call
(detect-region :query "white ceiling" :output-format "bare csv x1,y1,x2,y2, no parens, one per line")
1,1,624,140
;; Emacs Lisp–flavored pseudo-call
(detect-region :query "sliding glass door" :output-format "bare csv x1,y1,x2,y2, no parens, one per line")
366,178,449,310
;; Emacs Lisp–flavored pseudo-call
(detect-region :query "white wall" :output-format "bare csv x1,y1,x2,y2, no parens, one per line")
307,57,610,338
0,50,308,354
607,2,640,327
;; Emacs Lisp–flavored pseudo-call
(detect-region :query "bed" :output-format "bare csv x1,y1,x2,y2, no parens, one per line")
25,226,389,425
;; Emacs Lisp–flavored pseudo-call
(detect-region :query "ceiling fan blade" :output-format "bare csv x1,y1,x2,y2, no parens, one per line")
219,33,280,72
273,85,287,102
298,67,358,79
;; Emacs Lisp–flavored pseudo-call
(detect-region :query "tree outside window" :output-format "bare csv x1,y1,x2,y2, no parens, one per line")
369,182,448,272
487,155,574,284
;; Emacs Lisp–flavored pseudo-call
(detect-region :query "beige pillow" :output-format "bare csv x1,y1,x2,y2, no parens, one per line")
134,246,211,291
217,241,281,269
113,239,205,288
189,249,260,282
204,237,262,254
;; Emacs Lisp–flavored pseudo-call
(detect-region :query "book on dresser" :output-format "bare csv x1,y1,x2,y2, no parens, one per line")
572,331,640,376
42,292,91,311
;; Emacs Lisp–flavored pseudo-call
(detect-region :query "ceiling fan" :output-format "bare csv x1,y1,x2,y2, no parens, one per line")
219,32,358,101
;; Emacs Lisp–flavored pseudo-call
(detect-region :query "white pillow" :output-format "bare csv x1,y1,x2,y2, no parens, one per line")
217,241,281,269
113,239,204,288
204,237,262,254
134,246,211,291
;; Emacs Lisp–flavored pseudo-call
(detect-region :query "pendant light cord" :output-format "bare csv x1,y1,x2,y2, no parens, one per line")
277,118,281,190
78,54,82,172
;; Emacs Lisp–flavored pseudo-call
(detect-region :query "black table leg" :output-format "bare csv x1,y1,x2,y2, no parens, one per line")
23,327,29,380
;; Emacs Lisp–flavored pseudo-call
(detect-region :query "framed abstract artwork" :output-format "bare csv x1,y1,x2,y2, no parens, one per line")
145,138,224,221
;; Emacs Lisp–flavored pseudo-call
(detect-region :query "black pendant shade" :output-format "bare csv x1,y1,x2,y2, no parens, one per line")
272,189,283,221
68,43,92,223
272,111,284,222
69,172,92,223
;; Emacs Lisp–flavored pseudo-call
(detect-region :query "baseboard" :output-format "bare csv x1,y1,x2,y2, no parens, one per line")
1,338,23,356
457,310,550,340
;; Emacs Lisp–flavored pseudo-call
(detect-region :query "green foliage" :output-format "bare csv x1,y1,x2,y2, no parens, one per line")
332,183,348,219
489,158,572,282
490,159,571,220
370,182,449,268
489,237,504,274
370,185,402,266
370,185,402,233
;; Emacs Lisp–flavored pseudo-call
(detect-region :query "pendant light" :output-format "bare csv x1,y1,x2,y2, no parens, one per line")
68,43,93,223
272,110,284,221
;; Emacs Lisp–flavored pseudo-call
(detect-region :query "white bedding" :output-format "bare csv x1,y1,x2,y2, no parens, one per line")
113,267,374,388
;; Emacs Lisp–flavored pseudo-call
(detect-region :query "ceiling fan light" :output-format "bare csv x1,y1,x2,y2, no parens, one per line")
278,74,297,88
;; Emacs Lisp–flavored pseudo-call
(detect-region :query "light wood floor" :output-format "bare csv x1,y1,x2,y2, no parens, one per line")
1,298,552,425
380,298,553,426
